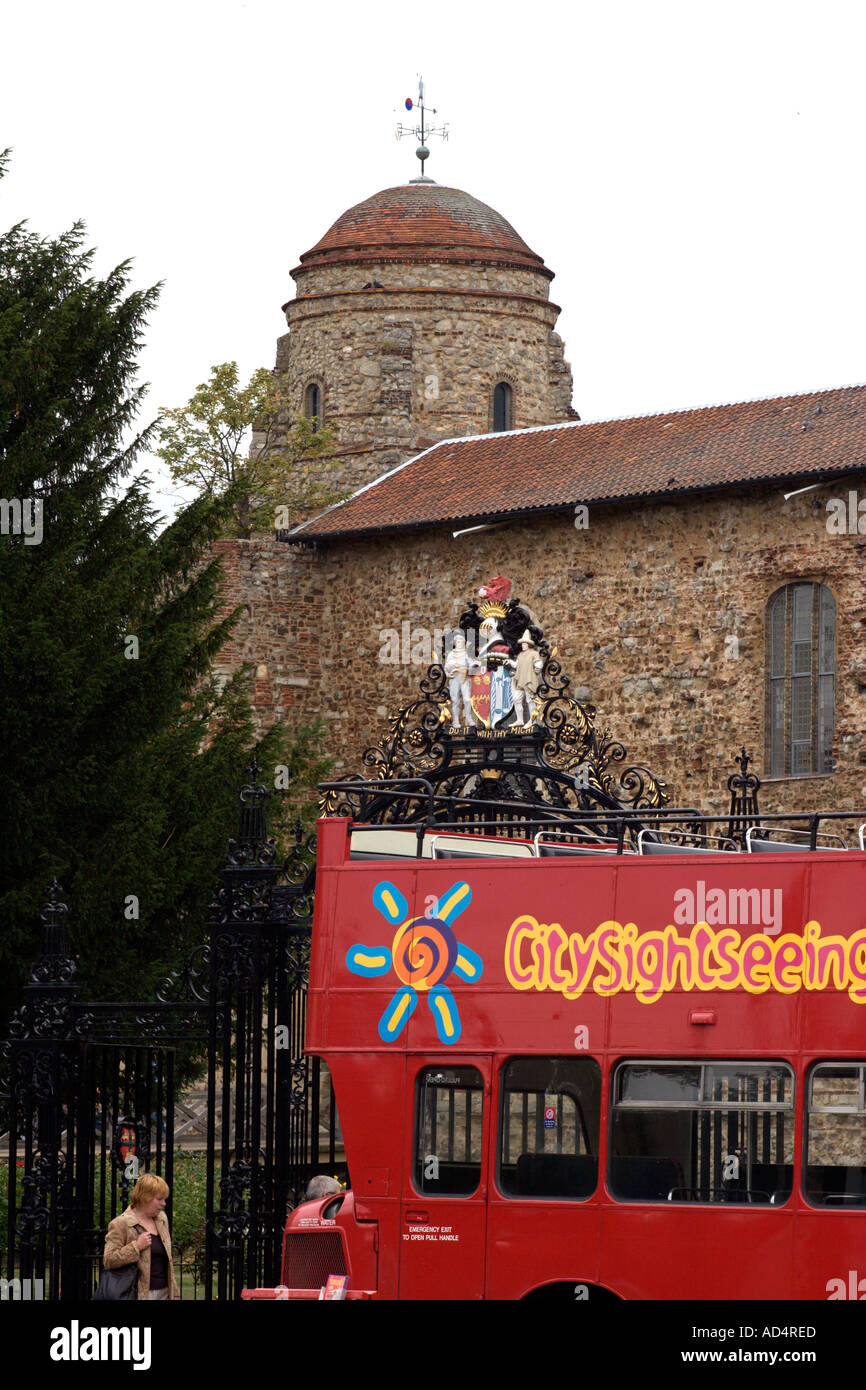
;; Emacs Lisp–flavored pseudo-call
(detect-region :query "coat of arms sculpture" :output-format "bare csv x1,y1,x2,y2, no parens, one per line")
322,575,669,828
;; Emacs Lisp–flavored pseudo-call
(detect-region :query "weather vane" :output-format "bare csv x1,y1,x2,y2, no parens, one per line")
396,77,448,183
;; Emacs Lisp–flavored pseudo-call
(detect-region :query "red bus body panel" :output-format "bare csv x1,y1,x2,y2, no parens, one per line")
290,817,866,1300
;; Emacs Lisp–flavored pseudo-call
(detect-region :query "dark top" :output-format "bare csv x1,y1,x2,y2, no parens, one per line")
148,1231,168,1290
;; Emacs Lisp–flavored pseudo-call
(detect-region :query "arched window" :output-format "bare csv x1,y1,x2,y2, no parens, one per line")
304,382,321,426
493,382,512,433
766,583,835,777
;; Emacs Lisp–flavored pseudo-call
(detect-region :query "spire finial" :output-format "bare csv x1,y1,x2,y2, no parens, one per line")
396,76,448,183
237,754,267,845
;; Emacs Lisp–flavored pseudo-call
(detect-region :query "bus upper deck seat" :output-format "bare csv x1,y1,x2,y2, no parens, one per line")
748,838,846,852
747,826,847,852
537,842,618,857
749,839,809,852
639,840,724,855
637,829,736,855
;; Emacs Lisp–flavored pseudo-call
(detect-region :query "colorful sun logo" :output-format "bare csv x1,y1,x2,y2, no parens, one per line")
346,880,483,1044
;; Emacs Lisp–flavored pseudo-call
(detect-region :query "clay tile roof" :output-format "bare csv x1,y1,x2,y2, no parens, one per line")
290,384,866,542
294,183,550,277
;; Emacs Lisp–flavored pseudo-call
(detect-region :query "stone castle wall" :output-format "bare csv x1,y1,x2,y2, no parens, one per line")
211,537,323,719
263,257,574,495
215,479,866,824
292,260,552,298
229,188,863,824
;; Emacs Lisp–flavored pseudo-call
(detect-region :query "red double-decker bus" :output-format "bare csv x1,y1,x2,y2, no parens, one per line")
275,800,866,1302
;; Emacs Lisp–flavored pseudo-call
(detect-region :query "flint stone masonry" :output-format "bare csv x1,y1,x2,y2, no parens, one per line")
225,179,863,818
255,188,576,497
216,480,866,815
269,296,573,494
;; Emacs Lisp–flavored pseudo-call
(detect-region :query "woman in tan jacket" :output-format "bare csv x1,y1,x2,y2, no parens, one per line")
104,1172,180,1301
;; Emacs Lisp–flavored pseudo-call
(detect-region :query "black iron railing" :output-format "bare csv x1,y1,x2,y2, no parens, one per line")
319,778,866,854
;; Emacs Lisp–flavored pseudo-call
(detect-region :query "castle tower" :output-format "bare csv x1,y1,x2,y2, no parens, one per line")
271,181,577,493
217,172,579,748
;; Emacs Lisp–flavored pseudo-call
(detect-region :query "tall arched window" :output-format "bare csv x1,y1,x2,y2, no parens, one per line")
766,583,835,777
493,381,512,433
305,382,321,426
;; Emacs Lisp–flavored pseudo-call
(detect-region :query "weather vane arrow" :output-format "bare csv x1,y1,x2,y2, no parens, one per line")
395,76,448,182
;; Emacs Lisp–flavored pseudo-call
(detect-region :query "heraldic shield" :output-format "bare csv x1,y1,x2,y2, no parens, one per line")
469,667,514,728
469,671,491,727
490,665,514,727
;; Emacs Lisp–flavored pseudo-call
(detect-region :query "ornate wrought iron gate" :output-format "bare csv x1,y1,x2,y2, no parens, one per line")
0,762,323,1301
204,760,318,1299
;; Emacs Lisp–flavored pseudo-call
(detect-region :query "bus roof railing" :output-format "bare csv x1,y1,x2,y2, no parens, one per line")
319,779,866,858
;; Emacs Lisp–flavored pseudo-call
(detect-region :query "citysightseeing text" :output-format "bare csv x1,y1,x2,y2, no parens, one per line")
505,915,866,1004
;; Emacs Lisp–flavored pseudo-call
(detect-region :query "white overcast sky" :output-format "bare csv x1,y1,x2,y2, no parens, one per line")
3,0,865,520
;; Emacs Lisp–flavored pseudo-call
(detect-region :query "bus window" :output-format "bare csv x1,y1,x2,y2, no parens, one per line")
805,1063,866,1208
611,1061,794,1205
414,1066,483,1196
497,1057,601,1199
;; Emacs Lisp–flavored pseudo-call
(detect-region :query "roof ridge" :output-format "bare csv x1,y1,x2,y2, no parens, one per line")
574,379,866,428
388,379,866,453
437,380,866,445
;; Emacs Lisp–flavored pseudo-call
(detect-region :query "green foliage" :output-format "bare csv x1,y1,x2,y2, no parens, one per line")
169,1152,211,1252
155,362,344,538
0,159,331,1029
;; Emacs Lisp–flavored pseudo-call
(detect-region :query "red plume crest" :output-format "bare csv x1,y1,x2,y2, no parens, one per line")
477,575,512,604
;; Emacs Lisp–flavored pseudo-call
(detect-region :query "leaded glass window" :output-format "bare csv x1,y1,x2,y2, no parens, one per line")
766,583,835,777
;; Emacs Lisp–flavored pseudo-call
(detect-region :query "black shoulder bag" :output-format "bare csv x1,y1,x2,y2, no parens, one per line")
93,1261,138,1300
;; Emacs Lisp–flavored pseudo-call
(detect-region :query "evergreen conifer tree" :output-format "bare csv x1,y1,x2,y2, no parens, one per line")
0,153,329,1026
